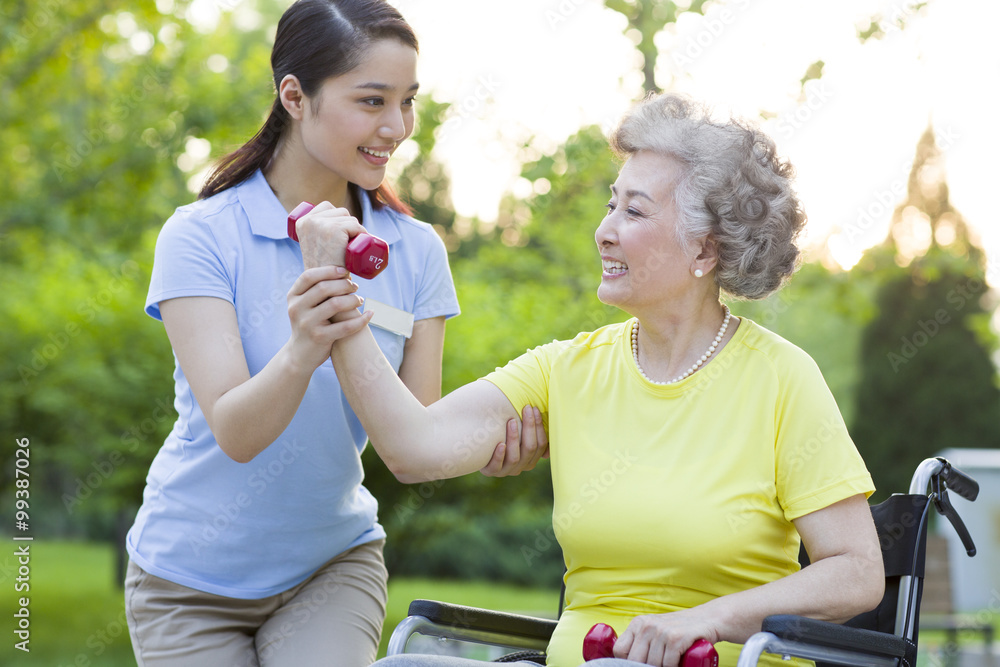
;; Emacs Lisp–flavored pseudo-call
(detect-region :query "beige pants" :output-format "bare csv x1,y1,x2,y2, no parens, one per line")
125,539,388,667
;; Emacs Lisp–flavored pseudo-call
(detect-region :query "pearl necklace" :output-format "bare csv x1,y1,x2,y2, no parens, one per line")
631,305,732,385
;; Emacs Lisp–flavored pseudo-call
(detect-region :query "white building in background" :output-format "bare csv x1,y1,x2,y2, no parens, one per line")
936,448,1000,613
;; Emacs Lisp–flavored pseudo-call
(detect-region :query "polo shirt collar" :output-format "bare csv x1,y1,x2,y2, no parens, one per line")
239,169,401,245
238,170,288,240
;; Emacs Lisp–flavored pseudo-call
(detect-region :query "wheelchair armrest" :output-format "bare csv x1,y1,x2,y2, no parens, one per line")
762,615,908,659
407,599,558,642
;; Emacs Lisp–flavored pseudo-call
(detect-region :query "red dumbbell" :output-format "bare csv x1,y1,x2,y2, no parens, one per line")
582,623,618,661
287,201,389,279
682,639,720,667
582,623,718,667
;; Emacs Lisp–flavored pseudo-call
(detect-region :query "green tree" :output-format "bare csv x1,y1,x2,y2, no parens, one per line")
850,126,1000,499
0,232,173,549
1,1,281,252
603,0,709,94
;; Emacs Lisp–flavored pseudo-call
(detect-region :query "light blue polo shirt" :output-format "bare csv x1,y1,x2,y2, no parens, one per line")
127,170,460,598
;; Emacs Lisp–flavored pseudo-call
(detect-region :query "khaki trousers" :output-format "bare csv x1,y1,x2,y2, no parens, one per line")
125,539,388,667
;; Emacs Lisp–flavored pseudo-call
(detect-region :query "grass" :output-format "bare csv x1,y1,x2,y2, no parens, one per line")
0,540,558,665
0,539,135,666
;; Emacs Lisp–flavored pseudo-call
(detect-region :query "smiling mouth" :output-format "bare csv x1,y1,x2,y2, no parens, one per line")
602,259,628,276
359,147,391,159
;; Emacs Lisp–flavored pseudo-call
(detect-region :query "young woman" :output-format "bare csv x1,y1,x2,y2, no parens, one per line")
124,2,545,665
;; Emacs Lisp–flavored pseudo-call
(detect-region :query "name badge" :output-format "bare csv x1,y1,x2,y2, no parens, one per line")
361,298,415,338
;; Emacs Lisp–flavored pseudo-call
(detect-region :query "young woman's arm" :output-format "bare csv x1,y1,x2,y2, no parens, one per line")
397,316,446,407
613,493,884,666
160,266,368,463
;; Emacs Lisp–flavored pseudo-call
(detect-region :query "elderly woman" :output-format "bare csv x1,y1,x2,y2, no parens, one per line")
295,93,884,667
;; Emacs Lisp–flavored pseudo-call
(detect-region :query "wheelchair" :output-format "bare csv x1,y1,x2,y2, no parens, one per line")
386,457,981,666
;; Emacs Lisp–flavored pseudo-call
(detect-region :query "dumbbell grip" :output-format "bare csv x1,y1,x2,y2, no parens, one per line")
286,201,389,279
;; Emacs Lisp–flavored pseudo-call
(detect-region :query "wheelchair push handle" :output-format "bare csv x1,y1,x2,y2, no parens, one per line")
583,623,718,667
931,459,978,557
286,201,389,279
936,457,979,502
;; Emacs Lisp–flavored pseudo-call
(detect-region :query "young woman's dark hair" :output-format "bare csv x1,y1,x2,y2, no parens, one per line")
199,0,417,214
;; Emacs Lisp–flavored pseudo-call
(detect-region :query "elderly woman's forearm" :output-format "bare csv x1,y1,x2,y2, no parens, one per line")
703,493,885,642
330,327,511,481
705,549,884,644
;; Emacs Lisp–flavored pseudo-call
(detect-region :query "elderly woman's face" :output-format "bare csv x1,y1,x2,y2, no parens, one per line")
595,150,692,311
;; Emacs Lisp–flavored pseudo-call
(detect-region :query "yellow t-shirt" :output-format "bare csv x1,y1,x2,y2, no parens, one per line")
484,317,874,667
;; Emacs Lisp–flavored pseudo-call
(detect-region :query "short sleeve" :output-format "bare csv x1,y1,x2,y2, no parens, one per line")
773,350,875,520
145,209,234,321
412,227,460,321
482,340,564,425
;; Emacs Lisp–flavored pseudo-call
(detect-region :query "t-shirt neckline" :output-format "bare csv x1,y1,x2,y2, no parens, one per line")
623,314,750,394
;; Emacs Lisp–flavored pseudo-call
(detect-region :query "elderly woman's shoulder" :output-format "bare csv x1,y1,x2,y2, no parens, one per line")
735,317,823,375
571,320,633,348
535,320,634,358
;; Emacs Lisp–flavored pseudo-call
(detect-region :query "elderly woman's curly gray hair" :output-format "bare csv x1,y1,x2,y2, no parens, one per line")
609,93,806,300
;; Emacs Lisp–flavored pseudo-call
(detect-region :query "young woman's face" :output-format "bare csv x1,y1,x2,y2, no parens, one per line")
595,150,694,313
299,38,418,192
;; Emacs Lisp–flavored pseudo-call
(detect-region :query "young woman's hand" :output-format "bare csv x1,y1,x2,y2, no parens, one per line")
480,405,549,477
294,201,367,270
286,265,373,374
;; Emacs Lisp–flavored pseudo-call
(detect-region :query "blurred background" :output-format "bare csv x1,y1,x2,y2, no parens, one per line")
2,0,998,664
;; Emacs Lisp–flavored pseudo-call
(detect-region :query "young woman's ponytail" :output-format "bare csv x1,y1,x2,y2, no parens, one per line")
199,99,287,200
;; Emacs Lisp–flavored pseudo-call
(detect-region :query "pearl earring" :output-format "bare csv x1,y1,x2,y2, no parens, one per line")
694,269,704,278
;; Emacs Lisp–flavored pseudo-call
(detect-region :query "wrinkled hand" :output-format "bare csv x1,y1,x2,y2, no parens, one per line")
480,405,549,477
615,608,720,667
294,201,366,270
286,266,373,373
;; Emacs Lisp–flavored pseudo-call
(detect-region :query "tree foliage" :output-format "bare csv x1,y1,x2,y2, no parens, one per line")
850,126,1000,498
603,0,709,93
0,232,172,538
1,0,280,253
